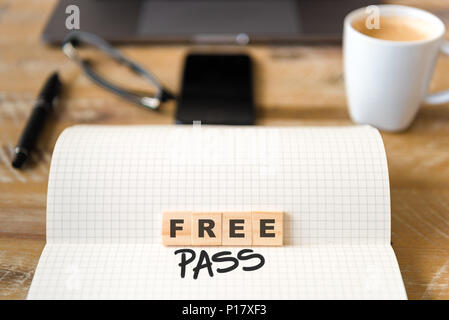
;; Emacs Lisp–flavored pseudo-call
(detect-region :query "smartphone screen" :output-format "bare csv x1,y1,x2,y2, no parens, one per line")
176,54,254,125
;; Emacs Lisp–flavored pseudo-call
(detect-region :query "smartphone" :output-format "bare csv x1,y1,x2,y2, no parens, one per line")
176,54,254,125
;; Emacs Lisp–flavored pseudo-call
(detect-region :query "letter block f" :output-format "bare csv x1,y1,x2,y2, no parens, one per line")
162,211,192,246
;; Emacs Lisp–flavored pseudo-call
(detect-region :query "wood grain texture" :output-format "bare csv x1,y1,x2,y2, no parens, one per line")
0,0,448,299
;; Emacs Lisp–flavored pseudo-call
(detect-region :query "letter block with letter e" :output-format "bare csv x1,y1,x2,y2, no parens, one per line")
222,212,252,246
162,211,192,246
252,211,283,246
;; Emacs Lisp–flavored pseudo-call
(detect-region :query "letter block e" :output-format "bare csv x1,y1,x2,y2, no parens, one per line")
252,211,283,246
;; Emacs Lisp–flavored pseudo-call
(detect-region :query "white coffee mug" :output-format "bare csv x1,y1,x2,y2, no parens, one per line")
344,5,449,132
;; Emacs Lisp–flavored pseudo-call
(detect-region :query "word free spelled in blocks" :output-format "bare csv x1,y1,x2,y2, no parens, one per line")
162,211,283,246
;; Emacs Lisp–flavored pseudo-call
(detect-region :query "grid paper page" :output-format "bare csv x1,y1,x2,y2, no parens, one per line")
28,125,406,299
28,244,405,299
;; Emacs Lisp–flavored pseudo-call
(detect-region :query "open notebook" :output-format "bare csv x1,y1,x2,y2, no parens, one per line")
28,125,406,299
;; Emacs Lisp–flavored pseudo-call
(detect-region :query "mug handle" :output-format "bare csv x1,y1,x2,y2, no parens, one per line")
425,41,449,104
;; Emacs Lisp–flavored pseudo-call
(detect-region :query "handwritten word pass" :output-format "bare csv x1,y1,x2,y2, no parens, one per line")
162,211,283,246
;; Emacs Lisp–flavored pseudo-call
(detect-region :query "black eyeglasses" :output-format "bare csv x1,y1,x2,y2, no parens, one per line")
62,31,175,110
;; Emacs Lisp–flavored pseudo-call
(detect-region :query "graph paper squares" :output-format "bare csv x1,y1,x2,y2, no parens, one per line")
28,125,405,300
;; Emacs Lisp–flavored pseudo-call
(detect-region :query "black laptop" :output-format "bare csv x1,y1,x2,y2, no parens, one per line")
42,0,380,45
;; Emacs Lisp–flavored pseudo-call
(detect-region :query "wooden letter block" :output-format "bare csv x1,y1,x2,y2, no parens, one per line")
191,212,222,246
162,211,191,246
222,212,252,246
252,211,283,246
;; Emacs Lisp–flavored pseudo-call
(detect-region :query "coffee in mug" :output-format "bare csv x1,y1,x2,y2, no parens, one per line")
344,5,449,132
352,15,434,42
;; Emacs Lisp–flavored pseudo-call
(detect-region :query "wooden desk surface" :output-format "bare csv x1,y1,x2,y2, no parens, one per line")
1,0,448,300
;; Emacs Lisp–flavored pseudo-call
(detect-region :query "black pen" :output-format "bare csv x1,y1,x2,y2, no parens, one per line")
12,72,62,169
